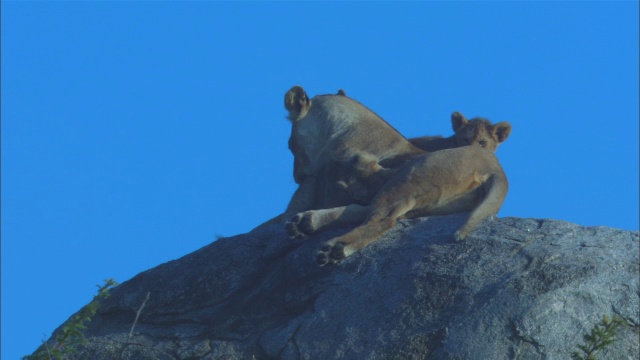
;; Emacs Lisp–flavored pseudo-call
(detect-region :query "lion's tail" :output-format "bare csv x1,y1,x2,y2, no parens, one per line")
456,171,509,240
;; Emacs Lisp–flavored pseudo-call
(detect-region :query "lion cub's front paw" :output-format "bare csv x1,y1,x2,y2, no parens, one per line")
315,242,346,266
453,230,467,242
285,212,315,240
285,220,306,240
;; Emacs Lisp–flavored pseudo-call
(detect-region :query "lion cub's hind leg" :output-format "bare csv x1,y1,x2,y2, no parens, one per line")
285,208,340,240
316,197,417,266
285,204,370,240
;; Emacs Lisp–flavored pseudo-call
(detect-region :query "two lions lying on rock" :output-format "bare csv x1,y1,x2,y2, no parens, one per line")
281,86,510,266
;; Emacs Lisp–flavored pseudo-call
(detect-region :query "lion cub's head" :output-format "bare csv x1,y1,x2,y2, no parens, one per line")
451,112,511,152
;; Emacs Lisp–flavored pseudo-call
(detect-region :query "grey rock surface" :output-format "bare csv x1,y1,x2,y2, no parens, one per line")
42,215,639,359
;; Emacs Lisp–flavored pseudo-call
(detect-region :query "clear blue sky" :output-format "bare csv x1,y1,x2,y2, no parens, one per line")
2,2,638,359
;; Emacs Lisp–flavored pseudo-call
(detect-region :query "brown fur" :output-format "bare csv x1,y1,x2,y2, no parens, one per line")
409,112,511,152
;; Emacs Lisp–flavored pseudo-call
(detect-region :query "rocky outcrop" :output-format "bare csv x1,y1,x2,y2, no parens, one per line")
43,215,638,359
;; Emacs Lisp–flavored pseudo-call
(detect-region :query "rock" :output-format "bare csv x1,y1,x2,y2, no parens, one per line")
37,215,639,359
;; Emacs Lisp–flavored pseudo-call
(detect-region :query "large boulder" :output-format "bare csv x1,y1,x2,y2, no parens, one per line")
40,215,639,359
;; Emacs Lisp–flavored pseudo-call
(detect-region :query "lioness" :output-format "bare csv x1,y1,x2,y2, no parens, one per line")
283,86,423,219
409,112,511,152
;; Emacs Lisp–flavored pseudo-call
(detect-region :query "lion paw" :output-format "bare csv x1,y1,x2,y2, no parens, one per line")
285,213,315,240
285,221,306,240
315,242,346,266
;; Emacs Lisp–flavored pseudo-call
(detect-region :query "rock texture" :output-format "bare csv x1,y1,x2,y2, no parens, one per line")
42,215,638,359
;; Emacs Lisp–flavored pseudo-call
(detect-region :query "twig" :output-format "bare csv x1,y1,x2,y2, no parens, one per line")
128,292,150,339
43,339,53,360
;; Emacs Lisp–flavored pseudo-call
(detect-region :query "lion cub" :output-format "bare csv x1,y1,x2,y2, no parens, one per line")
287,145,509,266
409,112,511,152
337,112,511,204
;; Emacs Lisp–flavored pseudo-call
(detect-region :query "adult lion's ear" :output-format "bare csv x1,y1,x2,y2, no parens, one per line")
284,86,310,122
493,122,512,143
451,112,468,132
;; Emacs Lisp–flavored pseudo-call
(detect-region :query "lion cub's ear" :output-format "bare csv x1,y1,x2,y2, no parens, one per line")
451,112,469,132
493,122,512,143
285,86,311,122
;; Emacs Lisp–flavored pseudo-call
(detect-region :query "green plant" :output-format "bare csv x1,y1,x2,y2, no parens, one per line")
571,315,627,360
24,278,118,360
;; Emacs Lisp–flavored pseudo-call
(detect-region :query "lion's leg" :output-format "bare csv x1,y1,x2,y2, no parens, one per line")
315,197,417,266
455,172,508,241
285,204,370,240
284,177,318,220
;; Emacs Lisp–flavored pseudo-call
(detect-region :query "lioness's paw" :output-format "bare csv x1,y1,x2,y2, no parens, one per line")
315,242,346,266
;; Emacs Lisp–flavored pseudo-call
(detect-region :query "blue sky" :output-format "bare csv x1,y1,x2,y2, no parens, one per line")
2,2,638,359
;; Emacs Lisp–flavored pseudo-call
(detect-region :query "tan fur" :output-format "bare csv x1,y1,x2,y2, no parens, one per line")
287,146,509,265
282,86,423,219
409,112,511,152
